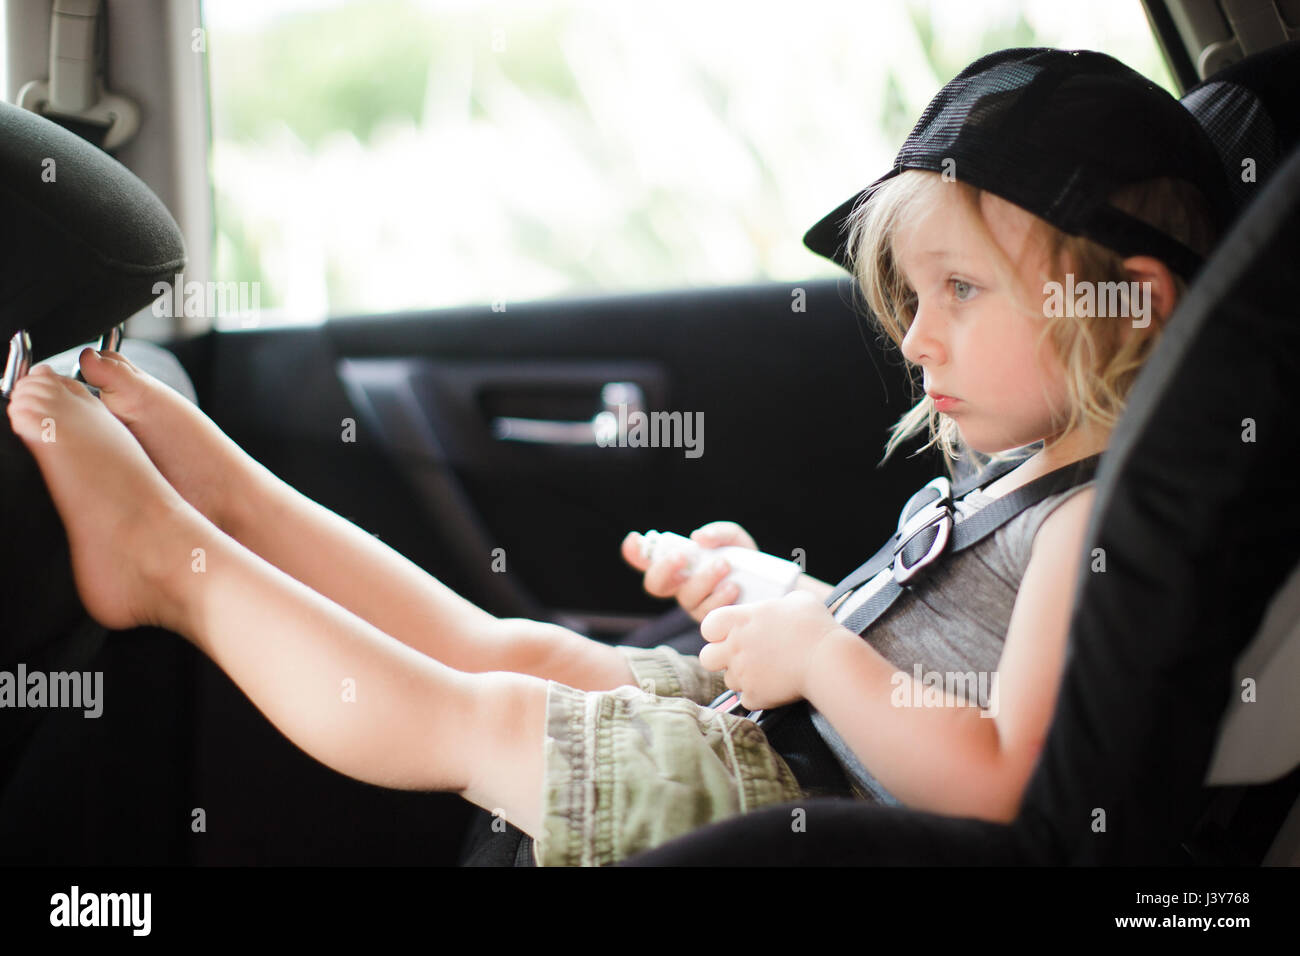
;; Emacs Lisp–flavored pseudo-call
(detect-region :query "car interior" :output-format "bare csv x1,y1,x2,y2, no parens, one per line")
2,0,1299,870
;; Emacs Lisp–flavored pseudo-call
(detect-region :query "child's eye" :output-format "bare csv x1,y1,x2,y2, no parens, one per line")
950,278,978,302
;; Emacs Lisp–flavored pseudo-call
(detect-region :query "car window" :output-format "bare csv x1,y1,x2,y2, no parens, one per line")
204,0,1174,327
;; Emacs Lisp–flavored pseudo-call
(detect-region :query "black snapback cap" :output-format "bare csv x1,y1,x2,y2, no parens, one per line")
803,48,1234,280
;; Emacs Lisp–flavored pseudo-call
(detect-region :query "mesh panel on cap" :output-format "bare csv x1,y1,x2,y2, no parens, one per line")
805,47,1235,280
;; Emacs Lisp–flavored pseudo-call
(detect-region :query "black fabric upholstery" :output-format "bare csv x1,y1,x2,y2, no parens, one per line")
622,141,1300,866
0,99,185,363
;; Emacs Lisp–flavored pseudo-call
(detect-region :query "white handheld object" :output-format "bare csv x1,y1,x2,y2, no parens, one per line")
639,531,802,605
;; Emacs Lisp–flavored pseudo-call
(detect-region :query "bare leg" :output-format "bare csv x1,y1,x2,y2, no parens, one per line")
76,348,635,691
7,366,556,834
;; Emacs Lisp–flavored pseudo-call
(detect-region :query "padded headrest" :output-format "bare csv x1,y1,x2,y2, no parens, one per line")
0,99,185,364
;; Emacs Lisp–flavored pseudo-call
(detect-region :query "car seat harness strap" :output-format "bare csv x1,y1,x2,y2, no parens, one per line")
709,453,1103,727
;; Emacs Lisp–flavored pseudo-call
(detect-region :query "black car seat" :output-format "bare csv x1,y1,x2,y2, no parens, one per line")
0,97,186,781
620,50,1300,867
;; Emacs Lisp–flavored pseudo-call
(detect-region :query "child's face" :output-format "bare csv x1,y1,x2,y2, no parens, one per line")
894,187,1071,455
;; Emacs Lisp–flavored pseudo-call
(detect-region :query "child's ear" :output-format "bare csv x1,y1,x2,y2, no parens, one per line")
1120,255,1179,333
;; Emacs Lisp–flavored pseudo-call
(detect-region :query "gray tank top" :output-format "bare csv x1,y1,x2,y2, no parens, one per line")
812,480,1097,803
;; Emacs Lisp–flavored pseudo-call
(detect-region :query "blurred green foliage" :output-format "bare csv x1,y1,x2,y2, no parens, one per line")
207,0,1179,321
210,0,437,146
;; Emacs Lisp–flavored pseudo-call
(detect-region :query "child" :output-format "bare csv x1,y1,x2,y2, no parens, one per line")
6,48,1229,865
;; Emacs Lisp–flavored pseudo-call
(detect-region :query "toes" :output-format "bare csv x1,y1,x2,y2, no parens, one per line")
49,368,96,399
9,368,93,417
77,348,126,389
99,349,141,375
8,372,60,407
6,386,53,442
103,350,138,373
79,349,147,420
23,365,96,402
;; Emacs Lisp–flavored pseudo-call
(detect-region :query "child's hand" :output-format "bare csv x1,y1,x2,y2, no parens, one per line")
698,590,848,710
621,522,758,623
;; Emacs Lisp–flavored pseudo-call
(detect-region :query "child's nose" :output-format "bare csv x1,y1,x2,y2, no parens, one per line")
900,305,945,367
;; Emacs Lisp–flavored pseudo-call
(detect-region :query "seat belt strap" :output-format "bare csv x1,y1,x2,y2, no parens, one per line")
823,455,1025,606
825,453,1096,606
14,0,141,151
835,453,1102,635
724,453,1101,730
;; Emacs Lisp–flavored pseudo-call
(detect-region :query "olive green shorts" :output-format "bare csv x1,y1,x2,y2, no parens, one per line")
533,644,807,867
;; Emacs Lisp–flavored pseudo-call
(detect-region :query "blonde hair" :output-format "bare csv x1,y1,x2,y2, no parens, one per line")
845,170,1219,475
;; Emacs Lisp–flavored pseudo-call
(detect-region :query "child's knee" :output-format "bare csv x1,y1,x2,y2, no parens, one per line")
459,671,550,836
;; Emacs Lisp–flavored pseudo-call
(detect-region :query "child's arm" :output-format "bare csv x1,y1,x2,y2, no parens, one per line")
701,487,1095,823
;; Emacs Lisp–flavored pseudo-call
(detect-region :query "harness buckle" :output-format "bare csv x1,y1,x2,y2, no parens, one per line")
707,689,763,724
892,476,954,586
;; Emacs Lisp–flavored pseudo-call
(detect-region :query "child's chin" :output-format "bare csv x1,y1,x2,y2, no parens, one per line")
958,429,1026,458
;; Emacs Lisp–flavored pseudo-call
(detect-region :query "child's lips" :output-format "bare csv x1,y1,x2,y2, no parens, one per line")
927,391,960,412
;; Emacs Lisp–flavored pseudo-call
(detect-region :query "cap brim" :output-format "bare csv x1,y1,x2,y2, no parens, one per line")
802,170,897,272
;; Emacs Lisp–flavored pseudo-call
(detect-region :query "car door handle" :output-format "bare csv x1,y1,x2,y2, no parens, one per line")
491,381,645,446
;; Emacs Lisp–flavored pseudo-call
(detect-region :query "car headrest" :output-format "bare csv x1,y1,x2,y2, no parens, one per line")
1181,39,1300,218
0,99,185,364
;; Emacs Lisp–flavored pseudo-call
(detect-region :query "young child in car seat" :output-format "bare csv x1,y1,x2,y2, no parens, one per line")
6,49,1229,865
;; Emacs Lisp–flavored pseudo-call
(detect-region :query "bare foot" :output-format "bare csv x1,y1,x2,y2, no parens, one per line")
76,348,252,534
6,365,208,633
